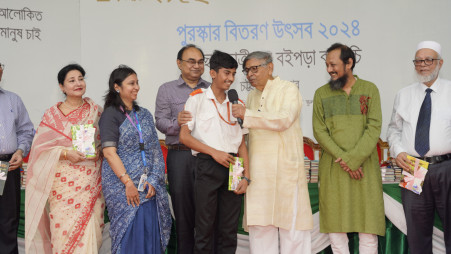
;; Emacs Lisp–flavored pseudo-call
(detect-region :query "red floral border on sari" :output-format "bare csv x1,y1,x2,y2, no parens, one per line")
63,173,103,253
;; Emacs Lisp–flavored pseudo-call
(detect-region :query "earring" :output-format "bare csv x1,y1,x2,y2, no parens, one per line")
116,90,120,93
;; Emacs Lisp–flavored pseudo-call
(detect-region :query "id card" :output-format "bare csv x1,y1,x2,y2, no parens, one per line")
137,174,147,192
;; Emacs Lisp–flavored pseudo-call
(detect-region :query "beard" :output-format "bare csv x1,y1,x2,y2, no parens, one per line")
329,73,348,90
416,63,440,84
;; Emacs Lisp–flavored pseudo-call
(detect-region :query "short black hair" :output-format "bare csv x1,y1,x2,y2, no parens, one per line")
177,44,205,60
326,43,356,70
104,65,139,112
209,50,238,72
57,64,85,85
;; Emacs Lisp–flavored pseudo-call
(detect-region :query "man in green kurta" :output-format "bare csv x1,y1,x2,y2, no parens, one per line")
313,43,385,254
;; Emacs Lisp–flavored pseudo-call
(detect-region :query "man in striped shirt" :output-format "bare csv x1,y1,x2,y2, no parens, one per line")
0,62,34,254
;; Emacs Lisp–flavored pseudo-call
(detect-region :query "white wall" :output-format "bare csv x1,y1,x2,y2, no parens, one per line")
0,0,81,123
2,0,450,140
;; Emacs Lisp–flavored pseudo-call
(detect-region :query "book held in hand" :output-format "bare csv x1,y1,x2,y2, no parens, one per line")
228,157,244,191
71,124,96,158
0,161,9,196
399,155,428,195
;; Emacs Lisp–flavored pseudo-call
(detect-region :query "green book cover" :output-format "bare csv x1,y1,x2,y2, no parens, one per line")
71,124,96,158
228,157,244,191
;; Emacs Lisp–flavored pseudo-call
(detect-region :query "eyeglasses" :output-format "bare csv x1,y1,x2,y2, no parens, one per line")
242,63,267,75
0,63,4,70
412,59,440,66
181,59,205,66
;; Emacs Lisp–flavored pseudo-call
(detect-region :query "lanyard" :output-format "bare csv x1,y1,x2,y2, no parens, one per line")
210,100,236,126
121,107,148,174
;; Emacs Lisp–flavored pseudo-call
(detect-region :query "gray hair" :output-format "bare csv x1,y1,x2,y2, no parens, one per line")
243,51,273,70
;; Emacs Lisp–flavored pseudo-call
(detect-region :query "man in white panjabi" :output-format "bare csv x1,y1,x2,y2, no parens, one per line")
232,51,313,254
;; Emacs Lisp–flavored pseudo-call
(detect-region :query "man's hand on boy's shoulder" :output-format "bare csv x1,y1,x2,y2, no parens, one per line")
178,110,192,126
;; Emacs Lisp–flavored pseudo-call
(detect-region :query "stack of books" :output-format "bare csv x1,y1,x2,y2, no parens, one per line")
304,157,311,182
390,158,403,183
20,163,28,189
381,165,396,183
310,160,319,183
393,166,402,181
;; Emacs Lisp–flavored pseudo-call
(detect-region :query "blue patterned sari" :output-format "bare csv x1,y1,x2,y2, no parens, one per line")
101,107,171,254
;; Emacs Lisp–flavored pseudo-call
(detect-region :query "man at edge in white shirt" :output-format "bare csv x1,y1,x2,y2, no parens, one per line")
387,40,451,254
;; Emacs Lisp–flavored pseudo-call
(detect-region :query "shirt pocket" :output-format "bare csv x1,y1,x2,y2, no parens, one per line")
171,97,187,115
435,107,451,125
197,110,216,133
397,107,412,125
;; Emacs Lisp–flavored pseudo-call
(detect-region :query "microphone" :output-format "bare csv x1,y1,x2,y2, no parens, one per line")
227,89,243,128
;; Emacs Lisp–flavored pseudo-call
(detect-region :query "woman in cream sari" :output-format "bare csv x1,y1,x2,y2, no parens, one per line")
25,64,105,254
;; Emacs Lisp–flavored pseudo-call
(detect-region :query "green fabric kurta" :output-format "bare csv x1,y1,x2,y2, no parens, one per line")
312,76,385,236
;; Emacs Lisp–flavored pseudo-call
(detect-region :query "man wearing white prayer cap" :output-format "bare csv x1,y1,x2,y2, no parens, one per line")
387,41,451,253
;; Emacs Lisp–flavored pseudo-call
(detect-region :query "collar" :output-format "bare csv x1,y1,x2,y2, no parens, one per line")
264,76,280,90
258,76,280,98
205,86,230,104
0,87,5,93
177,75,209,88
349,75,359,89
418,77,441,93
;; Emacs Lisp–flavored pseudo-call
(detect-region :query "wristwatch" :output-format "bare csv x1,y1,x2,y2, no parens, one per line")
242,176,251,185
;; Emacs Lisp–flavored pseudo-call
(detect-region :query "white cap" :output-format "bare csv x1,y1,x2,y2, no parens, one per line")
416,41,442,56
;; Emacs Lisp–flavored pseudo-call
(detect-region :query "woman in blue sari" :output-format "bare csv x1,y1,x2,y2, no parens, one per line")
99,65,171,254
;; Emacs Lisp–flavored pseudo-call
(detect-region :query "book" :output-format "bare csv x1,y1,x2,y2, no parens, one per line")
71,124,96,158
399,155,428,194
310,160,319,183
21,163,28,190
228,157,244,191
381,166,396,183
0,161,9,195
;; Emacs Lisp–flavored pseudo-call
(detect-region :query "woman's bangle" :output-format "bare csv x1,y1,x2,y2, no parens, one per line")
64,150,67,160
119,172,127,179
124,177,131,185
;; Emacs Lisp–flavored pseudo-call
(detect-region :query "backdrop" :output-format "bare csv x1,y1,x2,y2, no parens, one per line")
1,0,450,140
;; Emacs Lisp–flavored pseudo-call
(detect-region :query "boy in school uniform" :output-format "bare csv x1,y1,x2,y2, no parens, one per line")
180,50,250,254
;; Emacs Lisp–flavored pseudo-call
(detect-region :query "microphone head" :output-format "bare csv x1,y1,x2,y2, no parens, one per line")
227,89,239,102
